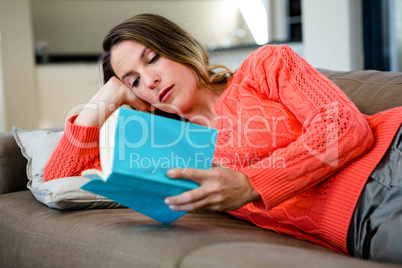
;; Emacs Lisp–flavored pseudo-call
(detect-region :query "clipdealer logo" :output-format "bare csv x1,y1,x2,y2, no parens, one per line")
64,101,342,168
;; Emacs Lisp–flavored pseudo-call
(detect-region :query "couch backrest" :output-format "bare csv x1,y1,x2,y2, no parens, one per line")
318,69,402,115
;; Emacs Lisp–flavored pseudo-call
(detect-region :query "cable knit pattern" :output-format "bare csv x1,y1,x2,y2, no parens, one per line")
44,44,402,255
44,115,102,180
214,45,402,254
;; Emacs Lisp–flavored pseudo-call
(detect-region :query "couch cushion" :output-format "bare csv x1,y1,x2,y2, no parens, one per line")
0,191,396,268
12,127,121,210
318,69,402,115
181,242,395,268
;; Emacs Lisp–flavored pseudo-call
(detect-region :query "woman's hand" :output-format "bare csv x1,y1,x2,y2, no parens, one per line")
164,163,261,212
74,76,153,127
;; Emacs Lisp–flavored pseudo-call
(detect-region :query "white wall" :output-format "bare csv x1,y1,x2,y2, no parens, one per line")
0,0,38,131
31,0,254,54
302,0,363,71
0,1,365,130
35,63,102,128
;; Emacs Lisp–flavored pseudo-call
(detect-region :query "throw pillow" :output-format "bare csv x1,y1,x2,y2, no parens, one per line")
12,127,122,210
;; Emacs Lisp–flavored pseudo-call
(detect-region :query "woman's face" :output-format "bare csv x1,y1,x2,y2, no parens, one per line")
110,40,200,115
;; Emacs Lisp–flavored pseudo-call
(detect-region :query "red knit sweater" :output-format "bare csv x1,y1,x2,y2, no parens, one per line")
44,45,402,255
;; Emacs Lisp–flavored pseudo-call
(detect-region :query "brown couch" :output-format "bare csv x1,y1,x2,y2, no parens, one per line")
1,69,402,268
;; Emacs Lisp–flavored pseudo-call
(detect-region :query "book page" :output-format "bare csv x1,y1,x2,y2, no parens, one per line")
81,108,119,181
98,108,118,179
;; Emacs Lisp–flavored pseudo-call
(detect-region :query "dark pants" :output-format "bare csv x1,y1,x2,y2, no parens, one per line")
348,124,402,264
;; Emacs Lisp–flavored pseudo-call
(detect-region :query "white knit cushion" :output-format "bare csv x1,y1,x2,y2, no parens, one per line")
12,127,122,210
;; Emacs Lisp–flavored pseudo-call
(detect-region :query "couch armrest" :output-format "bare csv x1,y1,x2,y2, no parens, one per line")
0,131,28,194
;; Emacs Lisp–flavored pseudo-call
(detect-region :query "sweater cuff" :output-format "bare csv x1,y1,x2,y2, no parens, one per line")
241,166,293,211
64,114,101,149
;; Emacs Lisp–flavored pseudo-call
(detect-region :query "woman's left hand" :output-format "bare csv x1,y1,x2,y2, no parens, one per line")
164,163,261,212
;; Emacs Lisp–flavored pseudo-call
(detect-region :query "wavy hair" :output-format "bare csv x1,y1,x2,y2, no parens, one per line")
101,13,233,91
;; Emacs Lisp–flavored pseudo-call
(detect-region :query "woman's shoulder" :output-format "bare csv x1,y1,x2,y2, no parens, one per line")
239,44,292,69
234,44,289,78
248,44,292,59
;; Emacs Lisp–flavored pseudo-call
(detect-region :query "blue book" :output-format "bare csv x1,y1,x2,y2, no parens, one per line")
81,107,218,224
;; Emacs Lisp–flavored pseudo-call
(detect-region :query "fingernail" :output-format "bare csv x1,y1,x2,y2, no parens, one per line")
164,198,170,205
166,170,175,177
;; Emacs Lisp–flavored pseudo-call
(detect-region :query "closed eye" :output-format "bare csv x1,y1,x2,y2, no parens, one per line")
132,77,140,88
130,50,159,88
149,54,160,64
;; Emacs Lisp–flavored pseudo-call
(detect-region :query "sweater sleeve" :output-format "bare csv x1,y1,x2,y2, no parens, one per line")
240,45,374,210
43,115,102,181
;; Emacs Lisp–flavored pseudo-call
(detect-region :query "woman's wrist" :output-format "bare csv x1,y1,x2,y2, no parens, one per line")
240,171,261,204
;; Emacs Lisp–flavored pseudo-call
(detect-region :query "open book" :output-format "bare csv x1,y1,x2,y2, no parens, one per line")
81,107,218,224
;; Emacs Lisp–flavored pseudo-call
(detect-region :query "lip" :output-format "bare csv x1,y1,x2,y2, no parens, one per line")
159,85,174,103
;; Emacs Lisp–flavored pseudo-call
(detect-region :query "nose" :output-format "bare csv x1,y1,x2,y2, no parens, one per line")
143,71,160,90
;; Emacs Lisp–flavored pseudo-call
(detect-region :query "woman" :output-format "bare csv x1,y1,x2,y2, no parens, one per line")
44,13,402,263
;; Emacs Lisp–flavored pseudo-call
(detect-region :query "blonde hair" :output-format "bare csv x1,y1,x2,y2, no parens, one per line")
101,13,233,91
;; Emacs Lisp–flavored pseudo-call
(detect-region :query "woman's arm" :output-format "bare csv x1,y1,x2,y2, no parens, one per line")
44,77,153,181
165,45,374,212
43,115,101,181
239,45,374,210
74,76,153,127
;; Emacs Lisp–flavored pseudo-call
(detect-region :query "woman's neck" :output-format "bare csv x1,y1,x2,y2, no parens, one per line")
184,86,224,129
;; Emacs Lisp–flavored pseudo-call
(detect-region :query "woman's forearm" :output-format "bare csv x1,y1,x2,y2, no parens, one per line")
74,76,153,127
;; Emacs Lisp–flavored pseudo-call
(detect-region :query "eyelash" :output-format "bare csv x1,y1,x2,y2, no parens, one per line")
149,54,160,64
131,54,160,88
